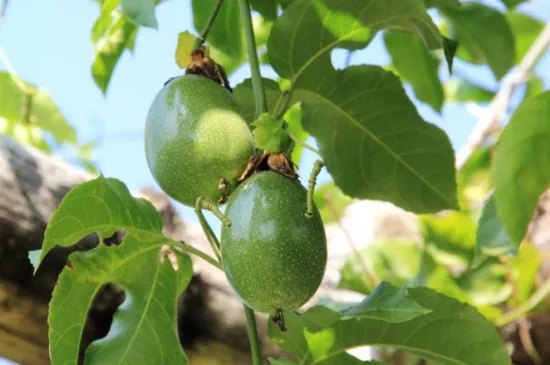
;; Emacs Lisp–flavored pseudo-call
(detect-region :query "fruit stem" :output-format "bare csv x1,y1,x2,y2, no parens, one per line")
237,0,267,118
305,159,325,218
195,198,226,261
244,305,263,365
175,240,222,271
194,0,225,49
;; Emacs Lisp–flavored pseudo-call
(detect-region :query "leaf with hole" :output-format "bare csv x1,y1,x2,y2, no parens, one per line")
41,176,193,364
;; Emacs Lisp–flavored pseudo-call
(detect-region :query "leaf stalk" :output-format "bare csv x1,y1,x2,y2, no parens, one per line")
194,0,225,49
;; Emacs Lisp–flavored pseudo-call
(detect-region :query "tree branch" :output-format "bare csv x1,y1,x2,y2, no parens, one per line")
455,23,550,170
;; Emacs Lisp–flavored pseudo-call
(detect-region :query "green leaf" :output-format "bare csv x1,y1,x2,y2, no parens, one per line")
493,90,550,245
443,36,459,74
175,31,199,68
39,176,163,263
339,240,427,294
501,0,527,8
509,243,541,303
313,182,353,224
476,194,516,256
443,3,516,80
342,282,432,323
121,0,157,28
252,113,292,153
51,231,191,365
0,73,77,145
384,31,444,112
42,176,192,364
446,79,495,103
251,0,278,21
424,0,461,9
284,103,308,165
233,78,283,123
192,0,242,57
506,12,544,62
269,287,511,365
301,66,458,213
455,258,512,306
92,0,138,94
421,212,476,266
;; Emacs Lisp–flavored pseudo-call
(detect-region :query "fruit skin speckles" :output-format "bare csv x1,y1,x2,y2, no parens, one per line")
220,171,327,314
145,74,254,207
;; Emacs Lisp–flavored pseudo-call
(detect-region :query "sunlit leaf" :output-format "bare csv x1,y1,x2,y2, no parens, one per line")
384,31,444,112
492,90,550,245
269,287,511,365
443,3,516,80
175,31,198,68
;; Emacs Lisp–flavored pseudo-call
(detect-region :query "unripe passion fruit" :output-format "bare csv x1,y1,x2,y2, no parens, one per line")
145,75,254,207
220,171,327,314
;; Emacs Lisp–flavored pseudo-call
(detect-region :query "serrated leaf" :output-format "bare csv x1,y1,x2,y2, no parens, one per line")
0,72,77,145
92,0,138,94
175,31,198,68
343,282,432,323
252,113,292,153
384,31,444,112
42,176,192,364
443,36,459,74
313,182,353,224
39,176,163,264
192,0,242,57
477,194,516,256
421,212,476,266
50,231,191,365
493,90,550,245
251,0,278,20
443,3,516,80
269,287,511,365
506,11,544,62
301,66,458,213
121,0,157,28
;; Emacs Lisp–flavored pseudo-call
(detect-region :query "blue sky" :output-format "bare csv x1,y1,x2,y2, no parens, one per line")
0,2,549,361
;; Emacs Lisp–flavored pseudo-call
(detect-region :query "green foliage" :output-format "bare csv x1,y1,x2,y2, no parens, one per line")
506,12,544,62
250,0,278,21
121,0,157,28
443,3,516,80
477,195,516,256
39,176,193,364
92,0,138,93
252,113,293,153
192,0,242,57
269,286,511,365
175,31,199,67
493,90,550,245
0,72,76,148
384,31,444,112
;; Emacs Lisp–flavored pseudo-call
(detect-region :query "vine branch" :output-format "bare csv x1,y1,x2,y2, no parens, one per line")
194,0,225,49
455,23,550,170
238,0,267,118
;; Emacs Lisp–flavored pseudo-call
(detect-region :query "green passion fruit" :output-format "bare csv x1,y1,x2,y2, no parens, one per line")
220,171,327,314
144,74,254,207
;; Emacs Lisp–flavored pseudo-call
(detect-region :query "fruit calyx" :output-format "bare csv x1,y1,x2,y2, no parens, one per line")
238,152,298,184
